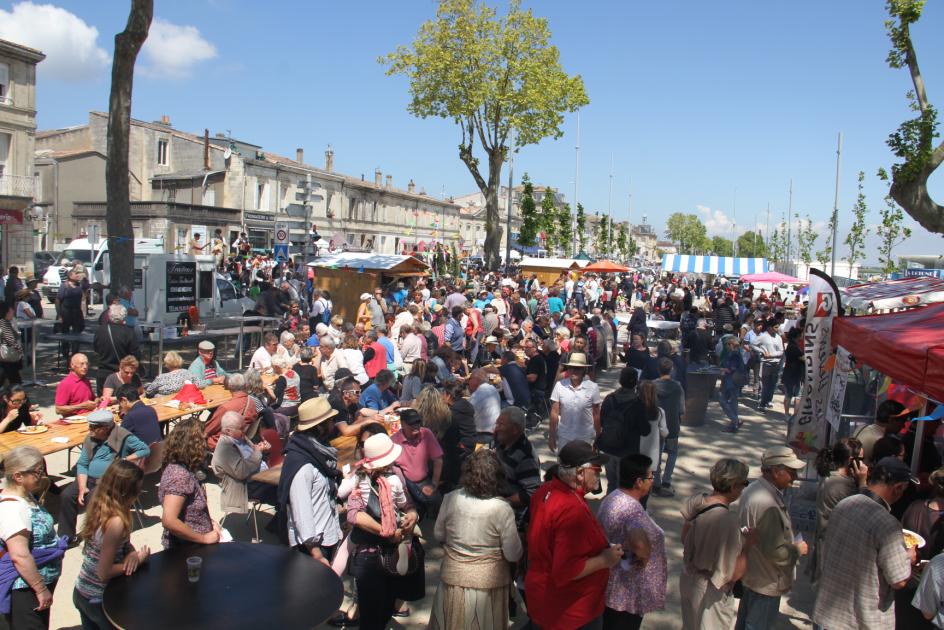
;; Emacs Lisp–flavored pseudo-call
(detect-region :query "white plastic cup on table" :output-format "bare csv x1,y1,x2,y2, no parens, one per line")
186,556,202,583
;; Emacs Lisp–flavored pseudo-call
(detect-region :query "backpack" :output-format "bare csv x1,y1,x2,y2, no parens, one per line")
597,395,645,455
318,298,332,325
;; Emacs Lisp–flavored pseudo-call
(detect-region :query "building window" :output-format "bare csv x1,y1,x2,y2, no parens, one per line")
156,139,169,165
256,182,269,211
0,63,9,105
0,132,9,177
202,186,215,206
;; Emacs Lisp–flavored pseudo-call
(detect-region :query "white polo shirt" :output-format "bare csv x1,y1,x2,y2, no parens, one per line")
551,378,602,446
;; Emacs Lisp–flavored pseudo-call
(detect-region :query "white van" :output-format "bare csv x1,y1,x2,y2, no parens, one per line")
42,237,165,301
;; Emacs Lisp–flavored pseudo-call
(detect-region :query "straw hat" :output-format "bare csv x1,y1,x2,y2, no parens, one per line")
361,433,402,470
563,352,591,368
296,397,338,431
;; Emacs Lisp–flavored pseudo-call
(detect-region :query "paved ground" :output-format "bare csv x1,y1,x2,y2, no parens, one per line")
28,315,814,629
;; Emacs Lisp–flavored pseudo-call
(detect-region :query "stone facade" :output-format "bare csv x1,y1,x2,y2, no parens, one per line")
0,39,44,272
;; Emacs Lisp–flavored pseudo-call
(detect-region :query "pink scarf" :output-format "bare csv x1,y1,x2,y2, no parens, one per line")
374,474,398,538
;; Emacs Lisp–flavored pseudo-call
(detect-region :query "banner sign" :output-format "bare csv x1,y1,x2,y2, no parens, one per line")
165,261,196,313
825,346,852,432
788,268,843,456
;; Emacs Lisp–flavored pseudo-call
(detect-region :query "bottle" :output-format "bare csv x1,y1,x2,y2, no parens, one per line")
182,320,189,337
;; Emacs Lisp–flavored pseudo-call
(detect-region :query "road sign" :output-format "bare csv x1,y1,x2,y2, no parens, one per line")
275,222,289,244
274,243,289,261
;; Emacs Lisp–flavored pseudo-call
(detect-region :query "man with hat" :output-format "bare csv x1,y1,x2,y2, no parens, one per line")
277,397,343,566
525,440,623,629
549,352,602,453
736,446,809,629
188,340,228,387
812,457,917,630
58,408,151,543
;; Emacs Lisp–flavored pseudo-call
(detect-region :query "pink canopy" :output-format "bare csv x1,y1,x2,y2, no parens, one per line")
740,271,806,284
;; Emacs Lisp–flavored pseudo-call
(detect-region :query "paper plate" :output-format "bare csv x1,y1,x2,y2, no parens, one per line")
904,528,926,549
64,416,88,424
17,425,48,434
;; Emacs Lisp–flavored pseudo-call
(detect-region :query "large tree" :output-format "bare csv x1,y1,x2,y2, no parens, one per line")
736,230,767,258
709,236,734,257
382,0,588,269
516,173,539,247
665,212,709,254
106,0,153,291
883,1,943,234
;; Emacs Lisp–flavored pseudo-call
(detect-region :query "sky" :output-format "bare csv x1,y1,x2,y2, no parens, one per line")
2,0,943,264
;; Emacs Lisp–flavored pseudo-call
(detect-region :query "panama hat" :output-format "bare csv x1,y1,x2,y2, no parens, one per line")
361,433,402,470
563,352,591,368
296,397,338,431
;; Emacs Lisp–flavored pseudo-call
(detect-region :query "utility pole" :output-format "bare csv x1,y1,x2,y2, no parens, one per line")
765,203,770,253
607,153,613,258
785,180,793,274
573,112,580,257
505,128,515,269
830,132,843,277
732,187,737,257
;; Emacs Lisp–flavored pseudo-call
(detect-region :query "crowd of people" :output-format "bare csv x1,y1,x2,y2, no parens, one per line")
0,259,938,630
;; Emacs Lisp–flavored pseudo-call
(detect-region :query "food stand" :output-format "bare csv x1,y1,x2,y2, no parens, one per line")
307,252,430,320
518,257,589,287
660,254,768,276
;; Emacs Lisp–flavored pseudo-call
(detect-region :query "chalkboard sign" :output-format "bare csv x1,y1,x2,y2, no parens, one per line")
166,261,196,313
133,268,143,289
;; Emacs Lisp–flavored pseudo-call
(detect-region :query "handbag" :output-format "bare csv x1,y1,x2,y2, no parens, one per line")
0,322,22,363
365,479,424,577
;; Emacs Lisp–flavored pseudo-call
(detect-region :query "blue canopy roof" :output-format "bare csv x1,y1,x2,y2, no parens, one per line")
661,255,768,276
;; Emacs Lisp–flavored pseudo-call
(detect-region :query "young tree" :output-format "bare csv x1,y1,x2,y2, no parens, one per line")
556,202,573,253
539,186,557,252
616,223,628,260
575,203,587,253
797,214,818,266
516,173,540,247
709,236,734,257
768,222,787,264
382,0,589,269
106,0,153,291
594,213,610,257
844,170,870,268
737,231,767,258
876,177,913,277
883,1,944,235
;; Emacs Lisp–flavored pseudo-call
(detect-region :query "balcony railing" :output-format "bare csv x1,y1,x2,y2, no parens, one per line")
0,174,34,198
74,201,240,223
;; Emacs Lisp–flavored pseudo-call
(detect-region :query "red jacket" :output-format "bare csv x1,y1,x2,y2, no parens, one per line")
364,341,387,378
525,478,610,629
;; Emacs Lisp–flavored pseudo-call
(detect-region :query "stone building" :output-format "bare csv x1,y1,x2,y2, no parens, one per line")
0,38,44,271
34,112,460,256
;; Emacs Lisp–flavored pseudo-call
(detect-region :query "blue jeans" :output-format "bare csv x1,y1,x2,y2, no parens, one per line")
735,587,781,630
719,381,741,428
654,437,678,486
760,362,781,407
73,588,111,630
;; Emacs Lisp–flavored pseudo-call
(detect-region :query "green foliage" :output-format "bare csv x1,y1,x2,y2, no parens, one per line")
616,223,628,260
844,171,870,268
556,202,573,253
736,231,767,258
665,212,709,254
517,173,539,247
575,203,587,253
877,192,913,277
709,236,734,257
381,0,589,268
539,186,557,251
887,91,939,184
797,214,817,266
594,213,611,257
767,220,787,264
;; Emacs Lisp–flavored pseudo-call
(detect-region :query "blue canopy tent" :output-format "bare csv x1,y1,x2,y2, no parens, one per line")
661,255,768,276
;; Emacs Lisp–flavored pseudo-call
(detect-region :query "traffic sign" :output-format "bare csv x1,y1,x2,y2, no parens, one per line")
274,243,289,261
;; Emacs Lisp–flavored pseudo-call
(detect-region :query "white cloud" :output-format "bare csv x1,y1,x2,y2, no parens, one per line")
140,18,216,79
696,205,737,236
0,2,109,81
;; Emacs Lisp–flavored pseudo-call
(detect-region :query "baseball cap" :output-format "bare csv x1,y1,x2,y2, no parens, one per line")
874,457,919,484
761,445,805,470
558,440,607,467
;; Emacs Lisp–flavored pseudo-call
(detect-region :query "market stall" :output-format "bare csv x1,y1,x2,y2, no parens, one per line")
660,254,768,276
308,252,430,320
841,276,944,312
519,257,589,287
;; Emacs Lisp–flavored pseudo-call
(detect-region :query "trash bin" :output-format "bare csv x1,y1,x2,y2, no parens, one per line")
683,366,721,427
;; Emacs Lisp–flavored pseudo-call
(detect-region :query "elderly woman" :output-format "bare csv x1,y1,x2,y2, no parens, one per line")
316,336,348,390
429,449,522,630
144,351,191,397
0,446,62,628
159,419,221,548
279,331,301,366
598,453,667,630
100,354,143,405
679,458,751,630
347,433,424,630
270,354,301,417
339,334,369,386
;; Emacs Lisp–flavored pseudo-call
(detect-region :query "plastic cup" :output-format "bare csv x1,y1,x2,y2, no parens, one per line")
186,556,202,583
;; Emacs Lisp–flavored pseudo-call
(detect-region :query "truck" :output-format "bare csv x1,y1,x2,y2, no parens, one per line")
42,237,165,302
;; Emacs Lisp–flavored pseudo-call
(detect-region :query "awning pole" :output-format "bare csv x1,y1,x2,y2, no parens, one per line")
913,400,928,474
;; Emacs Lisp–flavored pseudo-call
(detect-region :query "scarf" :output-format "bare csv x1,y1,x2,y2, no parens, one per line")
374,474,397,538
276,433,338,545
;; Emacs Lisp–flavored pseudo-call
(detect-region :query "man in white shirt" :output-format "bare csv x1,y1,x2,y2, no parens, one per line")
468,369,501,435
549,353,602,452
751,320,784,411
398,324,423,372
249,332,281,370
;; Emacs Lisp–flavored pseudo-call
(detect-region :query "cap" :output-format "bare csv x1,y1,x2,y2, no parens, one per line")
558,440,607,467
874,456,920,485
360,293,372,301
761,445,805,470
198,340,215,351
87,409,115,425
399,408,422,426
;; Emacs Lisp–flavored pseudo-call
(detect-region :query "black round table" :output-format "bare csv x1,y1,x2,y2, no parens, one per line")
103,542,343,630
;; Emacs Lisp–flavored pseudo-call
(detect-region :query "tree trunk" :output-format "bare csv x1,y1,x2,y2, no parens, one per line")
483,151,505,270
891,169,944,234
105,0,153,292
